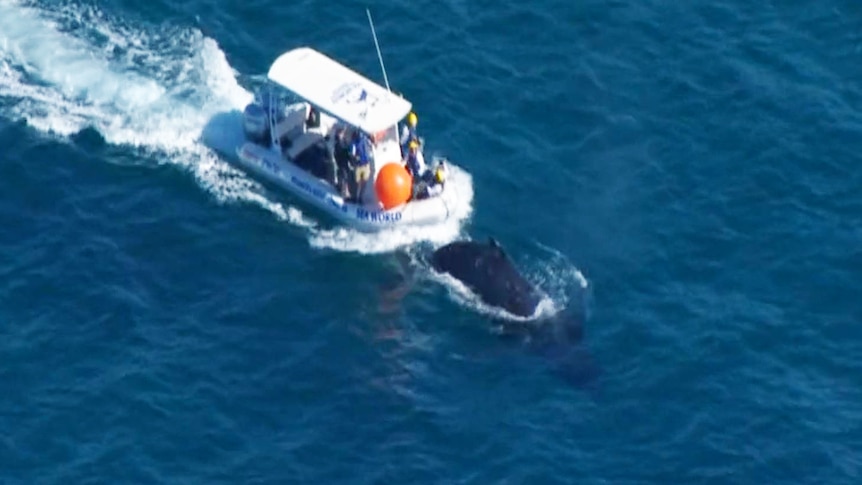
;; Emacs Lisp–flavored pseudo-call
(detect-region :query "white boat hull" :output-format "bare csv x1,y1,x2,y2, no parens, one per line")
217,46,466,232
234,141,459,232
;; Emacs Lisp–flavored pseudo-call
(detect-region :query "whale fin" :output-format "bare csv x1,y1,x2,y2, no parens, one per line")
488,237,507,258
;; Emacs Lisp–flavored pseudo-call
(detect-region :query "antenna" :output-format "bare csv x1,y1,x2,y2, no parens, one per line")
366,8,391,92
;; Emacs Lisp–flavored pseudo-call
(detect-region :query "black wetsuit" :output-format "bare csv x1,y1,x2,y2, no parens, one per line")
334,142,350,172
333,141,352,193
306,108,320,129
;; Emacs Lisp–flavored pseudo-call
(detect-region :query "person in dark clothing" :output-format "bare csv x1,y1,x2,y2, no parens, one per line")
415,160,448,200
332,126,352,197
306,105,320,129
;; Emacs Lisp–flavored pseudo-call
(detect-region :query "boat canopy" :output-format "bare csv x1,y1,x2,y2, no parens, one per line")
267,47,412,135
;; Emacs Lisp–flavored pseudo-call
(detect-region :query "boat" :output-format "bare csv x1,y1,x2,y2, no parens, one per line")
233,46,461,232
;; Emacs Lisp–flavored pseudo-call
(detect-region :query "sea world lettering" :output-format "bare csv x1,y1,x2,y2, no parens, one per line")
328,196,349,213
290,175,327,200
258,156,281,174
242,146,282,174
289,176,349,213
356,207,402,223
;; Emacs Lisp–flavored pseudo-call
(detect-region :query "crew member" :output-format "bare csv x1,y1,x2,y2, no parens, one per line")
331,126,351,197
417,160,448,199
400,111,419,156
404,139,426,178
306,105,320,129
350,132,373,202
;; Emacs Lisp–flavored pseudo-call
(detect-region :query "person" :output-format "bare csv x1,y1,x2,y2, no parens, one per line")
350,131,373,203
305,105,320,129
400,111,418,156
404,139,427,178
332,126,352,197
416,160,448,199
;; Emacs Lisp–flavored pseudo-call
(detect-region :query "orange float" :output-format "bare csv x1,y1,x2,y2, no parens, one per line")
375,162,412,209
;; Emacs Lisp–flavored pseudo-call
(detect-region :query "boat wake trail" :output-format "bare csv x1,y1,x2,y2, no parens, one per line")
0,1,474,252
0,1,261,200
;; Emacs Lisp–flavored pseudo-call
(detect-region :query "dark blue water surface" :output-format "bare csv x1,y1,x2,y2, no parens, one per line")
2,0,861,483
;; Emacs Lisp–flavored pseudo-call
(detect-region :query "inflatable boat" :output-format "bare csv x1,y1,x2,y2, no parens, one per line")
234,47,462,232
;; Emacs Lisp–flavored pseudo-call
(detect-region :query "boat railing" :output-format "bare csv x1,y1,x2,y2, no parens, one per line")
266,87,282,151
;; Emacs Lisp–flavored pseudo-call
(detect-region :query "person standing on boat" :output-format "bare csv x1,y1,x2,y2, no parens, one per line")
332,126,352,198
400,112,419,156
350,131,373,203
404,139,426,178
306,105,320,129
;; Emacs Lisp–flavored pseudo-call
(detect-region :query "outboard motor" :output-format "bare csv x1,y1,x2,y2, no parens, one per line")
242,102,268,144
257,91,284,119
243,89,289,145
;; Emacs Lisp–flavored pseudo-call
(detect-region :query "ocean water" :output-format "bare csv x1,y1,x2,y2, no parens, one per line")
1,0,860,483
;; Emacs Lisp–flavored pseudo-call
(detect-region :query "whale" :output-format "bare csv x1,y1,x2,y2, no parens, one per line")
429,237,584,341
430,237,544,319
428,238,599,387
377,238,599,388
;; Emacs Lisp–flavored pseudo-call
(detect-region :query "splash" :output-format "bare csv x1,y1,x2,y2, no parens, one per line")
0,2,251,145
0,0,262,208
428,268,559,323
0,1,473,251
526,240,590,309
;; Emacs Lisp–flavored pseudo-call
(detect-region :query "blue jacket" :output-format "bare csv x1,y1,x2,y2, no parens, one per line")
406,152,421,176
350,137,371,166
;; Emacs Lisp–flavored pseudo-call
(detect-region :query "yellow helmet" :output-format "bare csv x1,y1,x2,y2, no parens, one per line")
409,139,419,150
407,112,417,126
435,166,446,183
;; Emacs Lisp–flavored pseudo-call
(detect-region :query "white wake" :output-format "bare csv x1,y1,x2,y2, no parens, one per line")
0,0,473,253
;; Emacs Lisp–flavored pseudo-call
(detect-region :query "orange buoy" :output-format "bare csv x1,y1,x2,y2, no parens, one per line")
375,162,412,210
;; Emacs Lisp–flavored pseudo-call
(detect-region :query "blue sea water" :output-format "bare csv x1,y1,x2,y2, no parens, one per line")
2,0,861,483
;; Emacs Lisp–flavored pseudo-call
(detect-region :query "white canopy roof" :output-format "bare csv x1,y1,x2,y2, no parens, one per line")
267,47,412,135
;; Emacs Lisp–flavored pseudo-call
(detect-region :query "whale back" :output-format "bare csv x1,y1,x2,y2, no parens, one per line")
429,238,597,388
431,238,543,318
